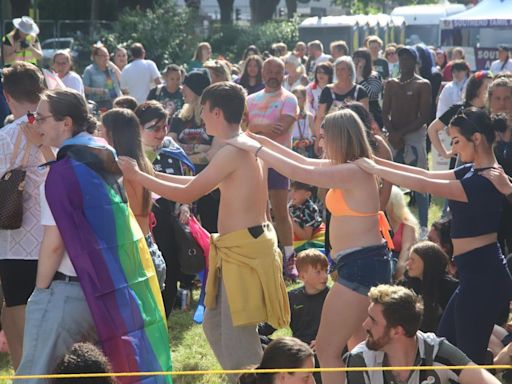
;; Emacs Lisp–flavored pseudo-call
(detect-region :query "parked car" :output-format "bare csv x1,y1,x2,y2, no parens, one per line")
41,37,79,65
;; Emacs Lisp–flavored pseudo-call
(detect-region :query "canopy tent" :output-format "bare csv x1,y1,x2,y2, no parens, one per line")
441,0,512,29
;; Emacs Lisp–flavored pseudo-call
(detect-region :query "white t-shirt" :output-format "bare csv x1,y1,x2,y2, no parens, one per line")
120,59,160,103
490,59,512,74
39,184,77,277
62,71,85,96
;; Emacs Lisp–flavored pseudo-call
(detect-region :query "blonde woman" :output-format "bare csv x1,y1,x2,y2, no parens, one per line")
386,186,418,280
189,42,211,70
229,109,392,384
283,54,308,92
204,59,231,83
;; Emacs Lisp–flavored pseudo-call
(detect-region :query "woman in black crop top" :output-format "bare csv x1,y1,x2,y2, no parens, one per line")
355,107,512,364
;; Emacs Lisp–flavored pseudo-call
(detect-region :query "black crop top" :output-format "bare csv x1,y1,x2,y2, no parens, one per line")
448,164,504,239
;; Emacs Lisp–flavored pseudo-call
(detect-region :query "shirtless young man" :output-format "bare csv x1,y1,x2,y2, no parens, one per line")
118,82,290,383
382,46,432,236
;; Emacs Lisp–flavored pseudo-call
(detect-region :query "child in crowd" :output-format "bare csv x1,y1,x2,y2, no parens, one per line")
238,337,315,384
291,86,315,158
52,342,115,384
289,181,325,252
112,95,138,111
259,249,329,383
146,64,184,117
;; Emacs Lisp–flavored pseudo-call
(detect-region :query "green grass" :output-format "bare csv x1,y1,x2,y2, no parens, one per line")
0,187,447,383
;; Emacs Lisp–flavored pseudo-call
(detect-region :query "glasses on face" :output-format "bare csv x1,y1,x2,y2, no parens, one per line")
143,119,168,133
386,51,397,57
95,53,109,58
27,112,53,124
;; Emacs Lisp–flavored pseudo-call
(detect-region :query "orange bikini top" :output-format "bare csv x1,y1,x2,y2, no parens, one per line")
325,188,394,250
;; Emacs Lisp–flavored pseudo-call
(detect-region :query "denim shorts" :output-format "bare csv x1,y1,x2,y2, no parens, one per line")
334,244,392,295
145,233,167,291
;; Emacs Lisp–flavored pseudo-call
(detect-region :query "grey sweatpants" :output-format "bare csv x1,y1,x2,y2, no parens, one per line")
203,278,263,383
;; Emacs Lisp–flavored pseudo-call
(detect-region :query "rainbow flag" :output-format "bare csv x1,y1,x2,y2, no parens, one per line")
293,224,326,254
45,134,172,383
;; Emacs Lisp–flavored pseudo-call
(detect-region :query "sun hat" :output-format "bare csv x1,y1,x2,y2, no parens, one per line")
13,16,39,35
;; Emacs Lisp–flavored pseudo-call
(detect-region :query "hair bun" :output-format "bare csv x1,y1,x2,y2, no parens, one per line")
85,114,98,134
491,113,508,133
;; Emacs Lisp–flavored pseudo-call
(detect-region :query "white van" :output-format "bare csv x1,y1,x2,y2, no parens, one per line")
391,3,466,46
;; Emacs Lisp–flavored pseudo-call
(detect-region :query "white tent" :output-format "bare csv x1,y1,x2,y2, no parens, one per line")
441,0,512,29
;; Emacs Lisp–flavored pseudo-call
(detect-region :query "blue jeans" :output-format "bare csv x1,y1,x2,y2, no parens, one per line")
16,281,97,382
437,243,512,364
393,127,429,227
335,244,392,295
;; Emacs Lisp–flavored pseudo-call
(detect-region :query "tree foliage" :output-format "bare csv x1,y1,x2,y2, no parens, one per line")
208,17,299,62
93,0,198,68
332,0,438,14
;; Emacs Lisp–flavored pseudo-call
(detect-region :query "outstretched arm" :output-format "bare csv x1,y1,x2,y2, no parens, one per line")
247,132,330,167
118,146,238,203
229,134,362,189
155,172,194,185
374,156,456,181
355,158,467,202
459,364,501,384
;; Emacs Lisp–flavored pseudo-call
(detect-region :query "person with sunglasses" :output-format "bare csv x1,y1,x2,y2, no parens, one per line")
136,100,196,317
356,107,512,365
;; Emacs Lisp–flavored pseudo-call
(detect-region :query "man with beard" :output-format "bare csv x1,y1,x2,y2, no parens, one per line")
344,285,500,384
247,57,299,280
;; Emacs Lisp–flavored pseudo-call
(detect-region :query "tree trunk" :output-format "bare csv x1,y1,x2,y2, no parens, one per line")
217,0,234,25
10,0,30,17
250,0,279,25
285,0,297,19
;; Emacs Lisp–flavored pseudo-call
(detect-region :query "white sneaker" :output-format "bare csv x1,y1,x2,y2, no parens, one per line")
419,226,429,241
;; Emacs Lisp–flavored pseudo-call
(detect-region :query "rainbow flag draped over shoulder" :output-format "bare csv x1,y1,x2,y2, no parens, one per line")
45,133,172,383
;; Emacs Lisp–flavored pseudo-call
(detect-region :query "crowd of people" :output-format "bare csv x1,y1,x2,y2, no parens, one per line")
1,14,512,384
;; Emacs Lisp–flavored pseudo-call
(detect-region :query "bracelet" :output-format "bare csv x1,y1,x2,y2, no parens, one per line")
255,145,263,158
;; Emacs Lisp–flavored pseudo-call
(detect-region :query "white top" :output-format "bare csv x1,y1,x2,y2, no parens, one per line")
62,71,85,95
120,59,161,103
0,116,46,260
436,80,465,117
490,59,512,75
39,184,77,276
310,53,332,73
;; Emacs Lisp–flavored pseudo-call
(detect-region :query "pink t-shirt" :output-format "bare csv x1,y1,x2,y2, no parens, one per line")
247,88,298,147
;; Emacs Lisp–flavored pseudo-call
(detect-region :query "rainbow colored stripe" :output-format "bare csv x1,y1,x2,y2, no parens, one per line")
46,142,172,383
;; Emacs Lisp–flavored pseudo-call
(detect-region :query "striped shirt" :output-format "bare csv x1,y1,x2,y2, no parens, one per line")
345,331,472,384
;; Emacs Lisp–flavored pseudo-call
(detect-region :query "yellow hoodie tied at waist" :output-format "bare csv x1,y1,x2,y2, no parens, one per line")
205,222,290,329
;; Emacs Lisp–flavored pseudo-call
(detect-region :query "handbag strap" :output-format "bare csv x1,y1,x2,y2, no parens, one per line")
10,128,32,170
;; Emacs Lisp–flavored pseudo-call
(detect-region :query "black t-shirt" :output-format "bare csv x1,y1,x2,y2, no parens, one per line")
147,86,184,117
319,85,368,112
288,286,329,344
258,285,329,344
373,58,389,80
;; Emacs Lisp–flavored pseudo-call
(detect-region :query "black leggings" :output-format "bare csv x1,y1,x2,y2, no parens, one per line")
152,203,194,318
437,242,512,363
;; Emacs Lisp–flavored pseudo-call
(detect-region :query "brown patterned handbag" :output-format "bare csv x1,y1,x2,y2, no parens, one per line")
0,130,31,230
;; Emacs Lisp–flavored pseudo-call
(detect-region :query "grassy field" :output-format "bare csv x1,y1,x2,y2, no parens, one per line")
0,197,444,383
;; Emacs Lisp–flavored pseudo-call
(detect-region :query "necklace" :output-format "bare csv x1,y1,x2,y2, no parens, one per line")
399,75,415,85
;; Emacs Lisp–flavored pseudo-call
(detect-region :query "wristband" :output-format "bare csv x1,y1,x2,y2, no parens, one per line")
255,145,263,158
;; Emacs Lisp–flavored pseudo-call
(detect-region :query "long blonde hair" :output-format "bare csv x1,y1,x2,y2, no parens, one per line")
322,109,373,164
386,186,419,230
178,96,202,126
